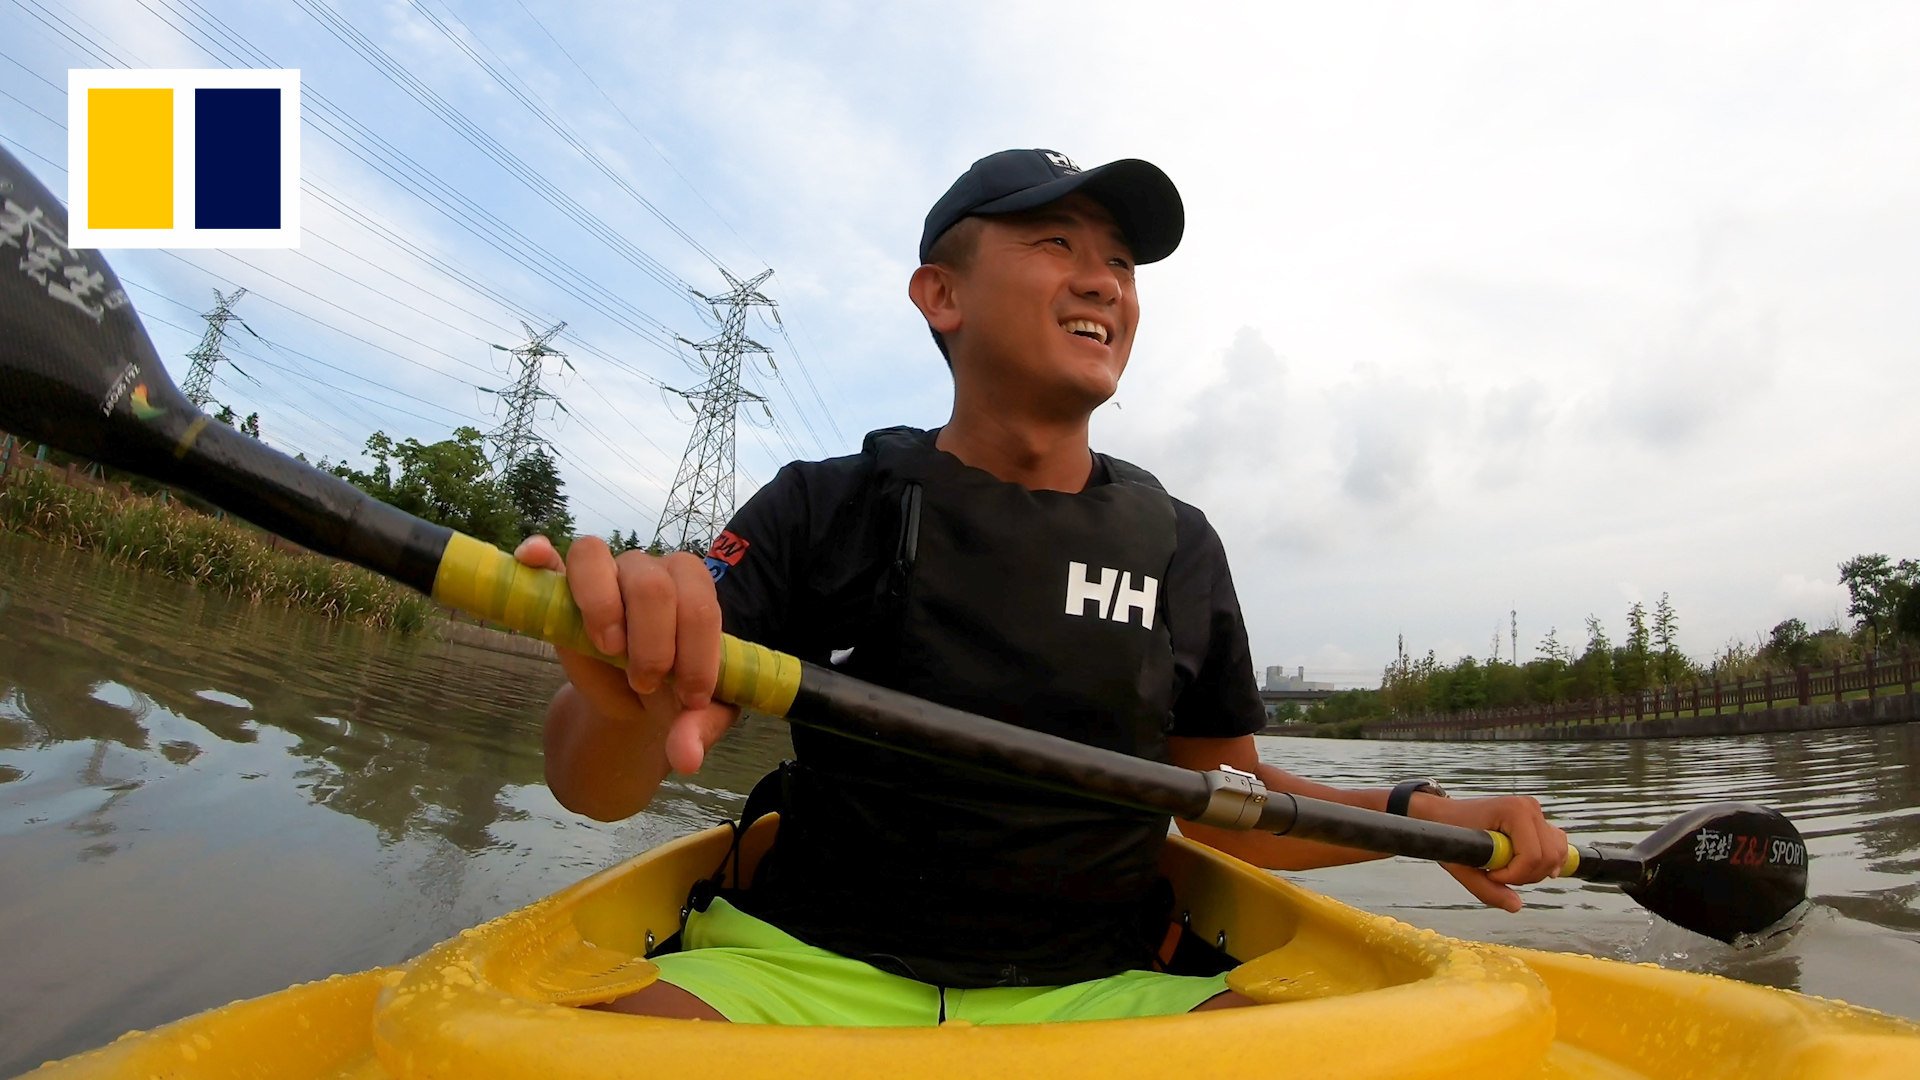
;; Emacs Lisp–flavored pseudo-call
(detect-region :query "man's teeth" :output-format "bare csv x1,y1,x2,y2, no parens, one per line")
1062,319,1108,344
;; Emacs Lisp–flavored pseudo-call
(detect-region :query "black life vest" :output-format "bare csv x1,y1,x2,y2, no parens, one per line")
735,427,1182,987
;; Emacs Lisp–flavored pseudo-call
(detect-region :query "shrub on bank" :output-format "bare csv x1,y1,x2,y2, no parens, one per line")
1,465,432,632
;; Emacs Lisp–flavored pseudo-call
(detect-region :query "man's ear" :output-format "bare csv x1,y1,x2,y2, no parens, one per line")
909,263,963,338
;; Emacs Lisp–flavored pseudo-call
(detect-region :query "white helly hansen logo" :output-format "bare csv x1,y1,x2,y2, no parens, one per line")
1064,562,1158,629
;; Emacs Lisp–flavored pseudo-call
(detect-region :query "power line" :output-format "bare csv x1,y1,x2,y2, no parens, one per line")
157,251,490,386
121,278,480,421
9,0,129,67
543,439,661,535
0,83,63,129
770,315,849,446
0,127,63,174
142,0,696,361
552,398,666,487
289,0,703,308
231,343,462,428
0,47,66,92
402,0,726,270
567,371,674,474
503,0,763,264
211,370,351,451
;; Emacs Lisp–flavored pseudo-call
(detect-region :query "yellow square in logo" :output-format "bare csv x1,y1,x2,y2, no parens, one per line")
86,87,174,230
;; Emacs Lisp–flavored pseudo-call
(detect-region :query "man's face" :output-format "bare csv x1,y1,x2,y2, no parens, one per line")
945,194,1139,414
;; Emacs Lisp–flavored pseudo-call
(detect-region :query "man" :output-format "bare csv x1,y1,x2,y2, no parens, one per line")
514,149,1567,1025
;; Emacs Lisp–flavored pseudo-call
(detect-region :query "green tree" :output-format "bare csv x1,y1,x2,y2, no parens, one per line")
1530,628,1574,704
1652,592,1682,685
1839,554,1920,647
1898,586,1920,642
1570,615,1616,700
213,404,237,426
1442,656,1488,711
607,530,653,555
1620,601,1652,693
240,412,262,439
332,427,521,548
500,447,573,543
1763,618,1812,668
1483,659,1529,708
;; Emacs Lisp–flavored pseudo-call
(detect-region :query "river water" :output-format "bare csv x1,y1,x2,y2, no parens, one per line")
2,533,1917,1072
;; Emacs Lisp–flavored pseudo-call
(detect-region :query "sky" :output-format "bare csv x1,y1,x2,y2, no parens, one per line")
3,1,1916,687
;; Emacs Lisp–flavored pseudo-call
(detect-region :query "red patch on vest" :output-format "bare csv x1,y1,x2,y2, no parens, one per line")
707,530,750,566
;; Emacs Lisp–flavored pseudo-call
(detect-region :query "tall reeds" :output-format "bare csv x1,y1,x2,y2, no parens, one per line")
1,464,433,631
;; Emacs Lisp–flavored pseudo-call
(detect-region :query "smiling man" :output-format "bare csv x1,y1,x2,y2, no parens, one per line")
517,149,1569,1025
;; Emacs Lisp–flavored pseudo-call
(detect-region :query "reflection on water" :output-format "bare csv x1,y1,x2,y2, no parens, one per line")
0,535,792,1072
2,531,1918,1070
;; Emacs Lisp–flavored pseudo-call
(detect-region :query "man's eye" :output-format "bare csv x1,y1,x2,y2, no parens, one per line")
1109,257,1134,272
1045,236,1070,247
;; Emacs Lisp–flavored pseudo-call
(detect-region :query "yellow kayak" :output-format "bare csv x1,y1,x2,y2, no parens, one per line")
25,818,1920,1080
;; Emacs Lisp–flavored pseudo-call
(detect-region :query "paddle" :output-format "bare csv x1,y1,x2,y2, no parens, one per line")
0,144,1806,946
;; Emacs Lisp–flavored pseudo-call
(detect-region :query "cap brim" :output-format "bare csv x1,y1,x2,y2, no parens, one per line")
970,158,1184,264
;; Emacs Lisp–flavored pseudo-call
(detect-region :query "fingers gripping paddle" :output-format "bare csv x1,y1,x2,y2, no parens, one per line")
0,145,1805,946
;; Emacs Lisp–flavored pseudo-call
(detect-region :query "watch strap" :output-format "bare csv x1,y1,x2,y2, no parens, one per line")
1387,778,1444,817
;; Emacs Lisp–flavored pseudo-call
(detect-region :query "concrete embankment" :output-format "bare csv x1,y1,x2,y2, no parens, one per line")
433,617,557,661
1376,692,1915,741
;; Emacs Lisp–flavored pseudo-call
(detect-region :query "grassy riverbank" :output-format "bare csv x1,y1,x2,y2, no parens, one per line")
0,464,433,631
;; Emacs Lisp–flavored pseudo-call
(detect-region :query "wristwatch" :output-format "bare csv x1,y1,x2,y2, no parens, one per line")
1386,778,1447,817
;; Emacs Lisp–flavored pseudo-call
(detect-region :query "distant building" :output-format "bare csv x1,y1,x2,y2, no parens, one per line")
1264,665,1337,693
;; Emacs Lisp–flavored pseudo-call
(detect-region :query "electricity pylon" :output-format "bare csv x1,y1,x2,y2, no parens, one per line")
183,287,251,408
652,269,775,554
485,321,568,470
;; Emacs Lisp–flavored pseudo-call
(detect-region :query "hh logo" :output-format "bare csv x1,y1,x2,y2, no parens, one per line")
1064,561,1158,629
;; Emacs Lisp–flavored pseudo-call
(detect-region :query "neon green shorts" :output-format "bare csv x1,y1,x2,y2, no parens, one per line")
651,898,1230,1026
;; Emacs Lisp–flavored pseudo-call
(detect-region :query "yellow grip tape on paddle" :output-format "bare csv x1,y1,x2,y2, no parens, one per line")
1480,831,1582,878
716,634,802,717
1482,830,1513,872
432,532,598,657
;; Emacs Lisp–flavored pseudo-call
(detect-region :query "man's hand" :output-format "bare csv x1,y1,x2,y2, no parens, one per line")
1412,794,1568,912
515,535,739,821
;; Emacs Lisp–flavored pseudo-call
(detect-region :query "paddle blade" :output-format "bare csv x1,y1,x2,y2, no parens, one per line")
1622,802,1809,945
0,143,200,467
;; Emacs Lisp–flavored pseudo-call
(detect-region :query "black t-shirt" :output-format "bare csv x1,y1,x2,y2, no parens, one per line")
709,444,1265,741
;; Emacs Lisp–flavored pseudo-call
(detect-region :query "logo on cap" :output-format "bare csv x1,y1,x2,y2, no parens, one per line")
1041,150,1079,173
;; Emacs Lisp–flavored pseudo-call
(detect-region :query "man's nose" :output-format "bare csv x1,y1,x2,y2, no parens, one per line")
1068,252,1121,303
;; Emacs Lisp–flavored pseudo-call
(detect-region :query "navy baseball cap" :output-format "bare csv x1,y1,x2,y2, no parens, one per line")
919,149,1184,266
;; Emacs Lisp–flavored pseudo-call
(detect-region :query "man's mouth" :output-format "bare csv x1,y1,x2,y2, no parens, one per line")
1061,318,1110,346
